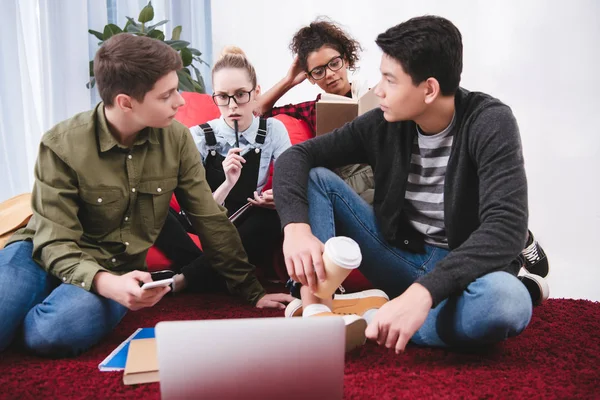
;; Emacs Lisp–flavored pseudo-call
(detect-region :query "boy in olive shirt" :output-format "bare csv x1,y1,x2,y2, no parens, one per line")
0,34,291,358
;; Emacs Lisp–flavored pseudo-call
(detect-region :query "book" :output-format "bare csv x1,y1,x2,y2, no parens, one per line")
98,327,155,372
315,89,379,136
123,338,159,385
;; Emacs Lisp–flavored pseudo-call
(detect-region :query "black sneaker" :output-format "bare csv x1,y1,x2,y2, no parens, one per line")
519,272,550,306
521,230,549,277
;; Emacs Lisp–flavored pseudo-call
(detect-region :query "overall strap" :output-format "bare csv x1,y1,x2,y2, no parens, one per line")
255,118,268,145
200,123,217,147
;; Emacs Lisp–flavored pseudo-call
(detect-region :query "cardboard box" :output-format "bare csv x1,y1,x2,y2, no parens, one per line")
315,89,379,136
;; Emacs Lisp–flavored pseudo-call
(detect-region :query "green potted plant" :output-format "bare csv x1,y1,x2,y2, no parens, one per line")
87,1,208,93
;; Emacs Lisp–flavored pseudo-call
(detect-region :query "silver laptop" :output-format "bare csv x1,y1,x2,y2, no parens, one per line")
156,317,345,400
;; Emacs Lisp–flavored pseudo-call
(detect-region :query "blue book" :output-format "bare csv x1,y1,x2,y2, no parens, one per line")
98,327,155,371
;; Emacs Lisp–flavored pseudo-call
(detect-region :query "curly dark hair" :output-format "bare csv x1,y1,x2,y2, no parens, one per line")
290,18,362,72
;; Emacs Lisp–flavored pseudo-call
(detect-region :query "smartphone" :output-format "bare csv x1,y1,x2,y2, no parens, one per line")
141,278,173,290
150,269,175,281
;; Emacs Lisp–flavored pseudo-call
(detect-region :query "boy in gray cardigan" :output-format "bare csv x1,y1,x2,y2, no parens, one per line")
274,15,548,352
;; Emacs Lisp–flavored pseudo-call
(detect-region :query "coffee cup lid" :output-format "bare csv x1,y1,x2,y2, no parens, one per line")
324,237,362,269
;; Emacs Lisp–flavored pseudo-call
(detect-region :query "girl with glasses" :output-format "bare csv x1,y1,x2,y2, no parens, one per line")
257,18,365,133
152,47,293,305
257,18,375,206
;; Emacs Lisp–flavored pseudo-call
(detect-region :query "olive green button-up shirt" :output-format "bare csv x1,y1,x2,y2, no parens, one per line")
8,103,265,305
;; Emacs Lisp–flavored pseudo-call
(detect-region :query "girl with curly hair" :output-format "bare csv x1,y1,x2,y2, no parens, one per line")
258,18,375,204
257,18,365,133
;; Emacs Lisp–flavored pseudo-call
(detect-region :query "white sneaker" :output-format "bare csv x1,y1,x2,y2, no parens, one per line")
284,289,389,318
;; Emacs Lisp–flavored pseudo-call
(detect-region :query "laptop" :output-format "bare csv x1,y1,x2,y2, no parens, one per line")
155,317,345,400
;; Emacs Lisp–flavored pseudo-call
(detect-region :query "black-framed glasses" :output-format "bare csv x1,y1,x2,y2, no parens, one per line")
307,55,345,80
212,87,255,106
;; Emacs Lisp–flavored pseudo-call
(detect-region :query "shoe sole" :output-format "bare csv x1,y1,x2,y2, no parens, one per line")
284,298,303,318
334,289,390,301
520,273,550,306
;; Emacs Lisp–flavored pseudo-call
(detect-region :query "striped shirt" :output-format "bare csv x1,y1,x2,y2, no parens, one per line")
404,114,456,248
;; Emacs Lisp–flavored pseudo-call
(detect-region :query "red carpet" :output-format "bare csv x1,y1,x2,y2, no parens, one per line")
1,291,599,399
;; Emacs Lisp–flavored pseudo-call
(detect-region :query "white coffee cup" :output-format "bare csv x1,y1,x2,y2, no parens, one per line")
314,236,362,299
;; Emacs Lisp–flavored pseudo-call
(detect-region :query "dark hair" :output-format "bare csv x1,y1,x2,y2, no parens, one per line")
94,33,182,106
376,15,463,96
290,18,362,72
212,46,257,88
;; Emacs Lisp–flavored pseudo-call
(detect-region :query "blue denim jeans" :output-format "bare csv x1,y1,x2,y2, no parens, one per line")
307,167,532,347
0,241,128,357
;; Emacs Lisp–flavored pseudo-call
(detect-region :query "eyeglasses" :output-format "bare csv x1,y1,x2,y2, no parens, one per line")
212,88,255,106
307,55,345,81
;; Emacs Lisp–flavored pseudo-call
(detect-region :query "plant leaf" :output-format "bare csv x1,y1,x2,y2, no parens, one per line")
197,75,206,93
126,17,140,27
176,69,196,92
191,65,207,93
146,20,168,31
192,80,204,93
138,2,154,23
188,47,201,56
171,25,182,41
165,40,190,50
86,77,96,89
89,60,94,77
88,29,104,41
147,29,165,41
103,24,122,40
180,48,193,67
126,24,141,33
191,64,201,82
193,55,209,66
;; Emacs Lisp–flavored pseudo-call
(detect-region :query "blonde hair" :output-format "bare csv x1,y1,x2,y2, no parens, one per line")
212,46,257,88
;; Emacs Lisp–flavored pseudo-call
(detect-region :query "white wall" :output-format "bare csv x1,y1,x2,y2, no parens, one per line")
212,0,600,301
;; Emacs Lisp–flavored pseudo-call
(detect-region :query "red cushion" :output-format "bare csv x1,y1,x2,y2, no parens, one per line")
175,92,220,127
146,232,202,272
272,114,313,145
170,196,181,213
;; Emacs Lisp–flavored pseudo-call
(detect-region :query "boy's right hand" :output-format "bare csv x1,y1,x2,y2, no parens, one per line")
222,147,245,187
282,223,326,293
93,270,170,311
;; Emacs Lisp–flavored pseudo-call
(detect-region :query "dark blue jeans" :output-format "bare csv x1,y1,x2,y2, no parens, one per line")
0,241,127,357
307,167,532,347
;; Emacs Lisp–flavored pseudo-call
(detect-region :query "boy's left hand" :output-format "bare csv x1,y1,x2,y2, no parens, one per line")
248,189,276,209
256,292,295,309
365,283,432,353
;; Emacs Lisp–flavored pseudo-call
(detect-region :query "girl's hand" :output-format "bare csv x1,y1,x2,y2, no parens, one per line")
286,56,307,87
222,148,245,186
248,189,275,209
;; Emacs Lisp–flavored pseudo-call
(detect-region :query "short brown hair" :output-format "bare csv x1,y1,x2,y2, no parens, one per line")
94,33,182,106
212,46,257,88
